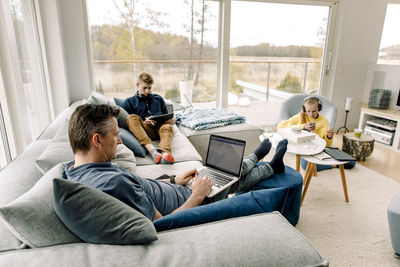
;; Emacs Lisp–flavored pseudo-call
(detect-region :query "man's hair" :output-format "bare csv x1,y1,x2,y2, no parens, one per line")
68,103,120,154
137,72,154,84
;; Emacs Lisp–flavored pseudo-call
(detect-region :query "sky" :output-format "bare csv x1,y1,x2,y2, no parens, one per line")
380,3,400,49
86,0,399,49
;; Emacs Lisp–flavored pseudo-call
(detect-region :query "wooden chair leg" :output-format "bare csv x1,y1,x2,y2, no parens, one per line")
303,162,311,185
339,165,349,202
301,163,315,206
296,154,300,172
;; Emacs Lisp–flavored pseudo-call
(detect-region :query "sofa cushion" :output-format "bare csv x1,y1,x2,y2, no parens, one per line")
53,178,157,245
136,125,202,166
0,213,328,266
119,128,147,157
153,188,287,231
0,163,82,248
35,142,136,174
87,91,129,129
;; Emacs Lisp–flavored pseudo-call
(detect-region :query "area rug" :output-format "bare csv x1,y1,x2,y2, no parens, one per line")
295,164,400,266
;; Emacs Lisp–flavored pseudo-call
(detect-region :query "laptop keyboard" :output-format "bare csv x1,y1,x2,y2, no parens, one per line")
198,169,233,188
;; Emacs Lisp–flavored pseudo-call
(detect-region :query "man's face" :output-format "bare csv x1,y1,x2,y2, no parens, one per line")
99,117,122,161
137,81,152,96
304,102,319,119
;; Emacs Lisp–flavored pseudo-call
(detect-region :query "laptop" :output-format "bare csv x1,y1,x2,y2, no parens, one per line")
188,135,246,198
324,147,355,161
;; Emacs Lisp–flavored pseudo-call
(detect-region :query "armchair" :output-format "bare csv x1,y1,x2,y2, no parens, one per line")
276,93,337,128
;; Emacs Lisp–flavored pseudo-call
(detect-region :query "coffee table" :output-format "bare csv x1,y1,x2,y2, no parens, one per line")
259,132,326,172
300,153,350,205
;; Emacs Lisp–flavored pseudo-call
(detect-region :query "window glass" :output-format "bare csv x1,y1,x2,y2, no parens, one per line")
86,0,219,106
8,0,51,139
229,1,330,126
378,3,400,65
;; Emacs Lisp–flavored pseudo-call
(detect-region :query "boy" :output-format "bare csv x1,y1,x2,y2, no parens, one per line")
119,72,175,164
277,96,334,147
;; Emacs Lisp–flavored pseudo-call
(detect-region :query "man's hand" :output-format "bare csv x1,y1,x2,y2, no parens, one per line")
191,176,213,199
303,122,316,131
165,118,175,125
326,128,334,139
144,116,156,126
174,169,198,185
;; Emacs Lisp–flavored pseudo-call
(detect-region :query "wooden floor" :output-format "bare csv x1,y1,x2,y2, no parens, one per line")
333,132,400,183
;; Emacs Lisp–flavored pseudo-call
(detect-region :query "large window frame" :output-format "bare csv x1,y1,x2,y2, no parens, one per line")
218,0,338,107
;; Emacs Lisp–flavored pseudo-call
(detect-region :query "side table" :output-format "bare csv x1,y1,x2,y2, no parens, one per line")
301,153,350,205
342,133,374,161
259,132,326,172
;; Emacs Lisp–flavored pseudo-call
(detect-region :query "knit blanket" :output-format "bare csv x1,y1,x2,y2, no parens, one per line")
175,108,246,130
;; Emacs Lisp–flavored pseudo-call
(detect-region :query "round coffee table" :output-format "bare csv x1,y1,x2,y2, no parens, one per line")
300,153,350,205
259,132,326,172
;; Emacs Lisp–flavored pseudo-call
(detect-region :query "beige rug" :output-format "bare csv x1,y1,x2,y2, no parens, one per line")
293,163,400,266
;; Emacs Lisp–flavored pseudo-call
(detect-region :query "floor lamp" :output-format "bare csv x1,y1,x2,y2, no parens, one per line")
336,97,352,134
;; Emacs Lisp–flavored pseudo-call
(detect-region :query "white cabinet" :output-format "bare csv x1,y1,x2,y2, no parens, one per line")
358,104,400,152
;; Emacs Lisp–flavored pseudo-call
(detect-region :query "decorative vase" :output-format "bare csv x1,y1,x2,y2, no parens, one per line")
178,81,193,107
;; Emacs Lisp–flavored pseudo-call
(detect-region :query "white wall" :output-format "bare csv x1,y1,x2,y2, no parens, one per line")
39,0,92,116
328,0,388,129
362,64,400,110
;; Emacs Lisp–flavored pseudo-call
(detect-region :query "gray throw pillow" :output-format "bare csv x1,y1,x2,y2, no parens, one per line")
53,178,158,245
35,142,136,174
0,163,82,248
119,128,147,157
87,91,129,129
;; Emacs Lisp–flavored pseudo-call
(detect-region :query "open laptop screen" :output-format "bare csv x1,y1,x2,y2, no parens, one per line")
205,135,246,177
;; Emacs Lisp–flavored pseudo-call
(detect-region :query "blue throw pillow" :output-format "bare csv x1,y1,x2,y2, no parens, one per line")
153,188,288,232
119,128,146,157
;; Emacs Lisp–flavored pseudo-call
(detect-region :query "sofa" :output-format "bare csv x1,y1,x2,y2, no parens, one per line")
0,93,328,266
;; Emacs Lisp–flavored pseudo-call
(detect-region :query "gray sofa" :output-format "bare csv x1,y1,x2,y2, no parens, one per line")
0,96,328,266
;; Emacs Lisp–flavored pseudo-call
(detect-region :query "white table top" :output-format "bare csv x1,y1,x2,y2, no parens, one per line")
302,152,349,165
260,132,326,156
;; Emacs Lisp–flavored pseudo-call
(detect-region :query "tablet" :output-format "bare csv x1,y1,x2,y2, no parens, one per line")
151,113,174,122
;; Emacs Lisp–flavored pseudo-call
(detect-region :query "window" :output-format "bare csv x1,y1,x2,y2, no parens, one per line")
378,3,400,65
86,0,219,106
228,1,331,126
0,0,52,166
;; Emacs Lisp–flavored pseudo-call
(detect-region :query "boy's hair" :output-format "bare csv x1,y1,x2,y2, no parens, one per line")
303,96,320,106
137,72,154,84
68,103,120,154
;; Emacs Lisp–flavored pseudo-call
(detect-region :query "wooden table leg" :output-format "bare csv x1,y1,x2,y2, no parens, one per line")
296,154,300,172
339,165,350,202
301,163,315,206
303,161,311,185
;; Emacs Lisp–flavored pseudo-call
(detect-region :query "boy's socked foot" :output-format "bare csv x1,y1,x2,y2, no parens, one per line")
150,149,163,164
161,153,175,164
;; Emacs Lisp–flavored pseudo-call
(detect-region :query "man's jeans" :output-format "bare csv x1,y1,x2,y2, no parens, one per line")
211,153,274,201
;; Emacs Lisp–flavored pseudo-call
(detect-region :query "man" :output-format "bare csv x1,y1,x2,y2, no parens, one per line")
63,104,288,221
277,96,334,147
118,72,175,164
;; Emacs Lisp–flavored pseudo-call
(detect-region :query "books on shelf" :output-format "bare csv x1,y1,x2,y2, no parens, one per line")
277,128,316,144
